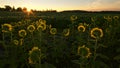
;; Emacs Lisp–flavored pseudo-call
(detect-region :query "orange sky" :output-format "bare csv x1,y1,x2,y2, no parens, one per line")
0,0,120,11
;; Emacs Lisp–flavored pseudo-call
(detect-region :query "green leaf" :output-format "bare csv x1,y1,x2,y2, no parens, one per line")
95,61,109,68
114,55,120,60
116,48,120,52
72,60,82,64
96,53,109,60
41,62,56,68
98,44,107,48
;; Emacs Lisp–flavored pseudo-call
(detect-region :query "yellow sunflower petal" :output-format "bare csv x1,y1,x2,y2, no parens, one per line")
18,29,27,37
78,45,91,58
50,28,57,35
90,27,103,39
70,15,77,21
28,46,41,64
63,29,70,36
27,25,35,33
13,40,19,45
2,23,13,32
77,25,86,32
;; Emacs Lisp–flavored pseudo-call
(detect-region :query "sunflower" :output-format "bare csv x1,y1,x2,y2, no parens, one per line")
113,16,119,20
50,28,57,35
35,21,39,26
13,40,19,45
38,19,43,23
91,17,96,22
37,24,46,31
20,38,24,46
70,15,77,21
27,25,35,33
37,20,46,31
77,24,86,32
18,29,27,37
49,24,52,29
28,57,34,64
63,28,70,36
78,45,91,58
103,16,112,22
90,27,103,39
28,46,41,64
2,23,12,32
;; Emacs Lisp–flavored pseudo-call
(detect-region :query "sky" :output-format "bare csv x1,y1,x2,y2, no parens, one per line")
0,0,120,11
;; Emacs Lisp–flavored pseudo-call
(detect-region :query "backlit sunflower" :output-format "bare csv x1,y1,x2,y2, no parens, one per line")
13,39,19,45
91,17,96,22
27,25,35,33
28,46,41,64
103,16,112,22
20,38,24,46
78,45,91,58
28,57,34,64
38,19,43,23
18,29,27,37
37,24,46,31
49,24,52,29
90,27,103,39
77,24,86,32
70,15,77,21
2,23,12,32
37,20,46,31
50,28,57,35
63,28,70,36
113,16,119,20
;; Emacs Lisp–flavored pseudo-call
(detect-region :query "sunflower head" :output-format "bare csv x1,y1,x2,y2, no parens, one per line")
20,38,24,46
77,24,86,32
91,17,96,22
113,16,119,20
70,15,77,21
28,46,41,64
27,25,36,33
37,19,46,31
62,28,70,36
13,39,19,45
37,24,46,31
18,29,27,37
103,16,112,22
78,45,91,58
50,28,57,35
28,57,34,64
38,19,43,23
49,24,52,29
90,27,103,39
2,23,13,32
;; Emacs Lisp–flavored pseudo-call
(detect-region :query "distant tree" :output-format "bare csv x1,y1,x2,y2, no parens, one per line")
0,7,5,11
12,6,15,11
16,7,22,11
4,5,12,11
23,7,27,12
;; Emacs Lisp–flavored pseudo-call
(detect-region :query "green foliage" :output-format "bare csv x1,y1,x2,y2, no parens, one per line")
0,12,120,68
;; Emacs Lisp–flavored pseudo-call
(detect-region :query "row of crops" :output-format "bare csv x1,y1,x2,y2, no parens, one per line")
0,15,120,68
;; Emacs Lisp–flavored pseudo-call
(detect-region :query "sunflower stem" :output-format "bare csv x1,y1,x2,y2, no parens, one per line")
39,30,42,68
10,32,13,43
93,38,98,67
2,32,9,57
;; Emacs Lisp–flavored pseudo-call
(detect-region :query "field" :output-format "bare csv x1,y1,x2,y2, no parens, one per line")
0,11,120,68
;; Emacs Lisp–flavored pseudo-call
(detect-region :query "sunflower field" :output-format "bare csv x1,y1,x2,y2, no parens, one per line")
0,12,120,68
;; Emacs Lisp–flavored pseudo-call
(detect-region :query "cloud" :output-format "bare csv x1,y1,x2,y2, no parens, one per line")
88,0,120,11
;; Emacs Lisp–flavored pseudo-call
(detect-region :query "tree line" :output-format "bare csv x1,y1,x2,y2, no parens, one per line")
0,5,32,12
0,5,57,12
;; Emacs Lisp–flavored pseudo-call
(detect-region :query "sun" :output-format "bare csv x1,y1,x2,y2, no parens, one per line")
27,8,32,12
25,8,33,15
